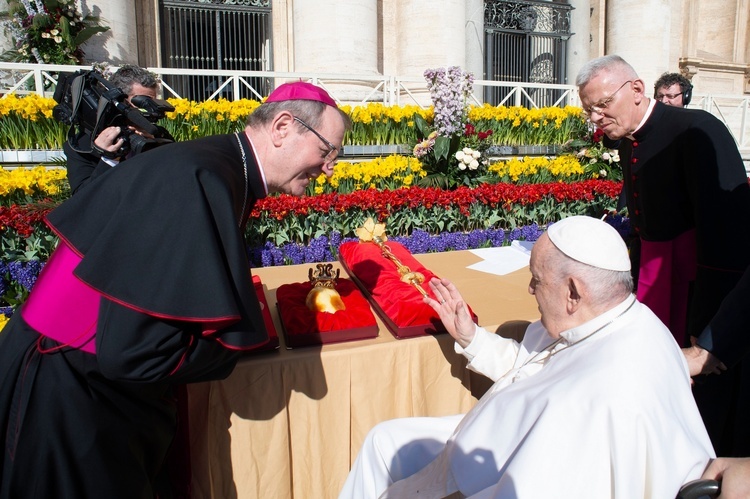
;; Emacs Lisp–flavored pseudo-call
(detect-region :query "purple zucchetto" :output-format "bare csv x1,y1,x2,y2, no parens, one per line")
265,81,337,107
547,215,631,272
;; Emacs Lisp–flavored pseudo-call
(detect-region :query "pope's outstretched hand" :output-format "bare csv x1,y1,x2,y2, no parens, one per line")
423,277,476,348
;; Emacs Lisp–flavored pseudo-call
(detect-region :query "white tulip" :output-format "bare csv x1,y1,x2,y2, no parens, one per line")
469,160,479,170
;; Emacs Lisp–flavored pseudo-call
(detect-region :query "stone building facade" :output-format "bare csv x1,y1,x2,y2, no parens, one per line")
1,0,748,98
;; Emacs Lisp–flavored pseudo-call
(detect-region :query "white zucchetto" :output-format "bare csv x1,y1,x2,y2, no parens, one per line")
546,216,631,271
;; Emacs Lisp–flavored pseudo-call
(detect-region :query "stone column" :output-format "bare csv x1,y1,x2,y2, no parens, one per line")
393,0,467,105
80,0,139,64
465,0,485,81
292,0,379,102
606,0,672,88
395,0,466,77
567,0,590,86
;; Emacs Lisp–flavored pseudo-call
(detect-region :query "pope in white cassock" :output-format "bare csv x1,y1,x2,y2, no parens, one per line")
339,215,715,499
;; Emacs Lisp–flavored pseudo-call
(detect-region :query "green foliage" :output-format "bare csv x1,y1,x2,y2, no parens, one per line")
1,0,109,64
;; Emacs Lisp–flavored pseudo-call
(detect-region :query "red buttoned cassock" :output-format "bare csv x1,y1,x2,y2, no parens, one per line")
619,100,750,456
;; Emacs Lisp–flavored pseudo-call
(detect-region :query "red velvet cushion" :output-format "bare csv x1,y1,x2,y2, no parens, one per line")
249,274,279,351
338,241,442,328
276,278,376,335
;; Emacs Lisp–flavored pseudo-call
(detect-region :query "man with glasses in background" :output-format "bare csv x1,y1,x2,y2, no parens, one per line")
576,55,750,458
654,71,693,108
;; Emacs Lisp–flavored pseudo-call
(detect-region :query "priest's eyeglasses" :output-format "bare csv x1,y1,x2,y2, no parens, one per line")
583,80,633,117
294,116,339,164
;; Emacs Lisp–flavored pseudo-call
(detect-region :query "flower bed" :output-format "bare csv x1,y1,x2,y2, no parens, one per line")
0,164,624,320
0,93,592,153
0,81,626,323
251,179,621,248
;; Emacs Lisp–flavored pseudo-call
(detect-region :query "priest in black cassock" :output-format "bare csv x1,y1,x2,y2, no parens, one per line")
0,82,350,498
577,55,750,457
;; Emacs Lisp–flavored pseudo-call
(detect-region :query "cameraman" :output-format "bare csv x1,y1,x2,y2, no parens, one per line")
63,65,161,194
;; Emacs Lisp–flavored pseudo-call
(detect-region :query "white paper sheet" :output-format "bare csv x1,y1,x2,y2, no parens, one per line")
468,240,535,276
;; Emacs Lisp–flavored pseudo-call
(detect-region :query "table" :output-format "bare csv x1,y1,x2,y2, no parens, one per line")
187,250,540,499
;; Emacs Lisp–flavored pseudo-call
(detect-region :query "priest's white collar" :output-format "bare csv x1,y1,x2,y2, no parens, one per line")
627,98,656,140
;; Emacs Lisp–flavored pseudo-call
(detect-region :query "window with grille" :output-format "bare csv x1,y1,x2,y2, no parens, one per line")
160,0,272,101
484,0,572,107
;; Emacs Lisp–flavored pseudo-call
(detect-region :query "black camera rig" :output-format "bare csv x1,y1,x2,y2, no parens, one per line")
52,69,175,158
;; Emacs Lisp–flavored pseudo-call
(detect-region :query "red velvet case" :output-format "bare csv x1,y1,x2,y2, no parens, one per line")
338,240,477,338
247,274,280,352
276,278,378,348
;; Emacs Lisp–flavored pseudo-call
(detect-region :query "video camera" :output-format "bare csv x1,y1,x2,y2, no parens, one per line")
52,69,175,158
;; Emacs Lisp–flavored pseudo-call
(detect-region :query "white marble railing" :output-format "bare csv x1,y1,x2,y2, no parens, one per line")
0,61,581,108
0,62,747,164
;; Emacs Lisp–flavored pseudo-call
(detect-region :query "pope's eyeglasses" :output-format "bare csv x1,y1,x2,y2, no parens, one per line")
293,116,338,164
583,80,633,117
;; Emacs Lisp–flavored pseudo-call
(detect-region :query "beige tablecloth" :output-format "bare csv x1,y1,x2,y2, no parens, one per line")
187,250,540,499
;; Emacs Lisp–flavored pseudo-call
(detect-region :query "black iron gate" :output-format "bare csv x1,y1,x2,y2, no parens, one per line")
484,0,572,107
160,0,272,101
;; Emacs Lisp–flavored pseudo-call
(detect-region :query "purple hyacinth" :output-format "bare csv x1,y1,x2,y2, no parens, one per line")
519,223,543,242
7,260,43,292
424,66,474,137
246,223,548,267
308,236,332,263
603,214,632,239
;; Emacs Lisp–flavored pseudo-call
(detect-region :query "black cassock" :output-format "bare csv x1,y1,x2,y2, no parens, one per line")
0,132,268,498
619,101,750,456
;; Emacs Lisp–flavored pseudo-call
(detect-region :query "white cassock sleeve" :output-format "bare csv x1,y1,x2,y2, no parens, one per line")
454,325,521,382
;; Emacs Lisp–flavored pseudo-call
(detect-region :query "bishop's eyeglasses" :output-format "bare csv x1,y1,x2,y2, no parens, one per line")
293,116,339,164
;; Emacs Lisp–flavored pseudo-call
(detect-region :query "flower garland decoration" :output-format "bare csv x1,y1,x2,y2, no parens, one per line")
1,0,109,64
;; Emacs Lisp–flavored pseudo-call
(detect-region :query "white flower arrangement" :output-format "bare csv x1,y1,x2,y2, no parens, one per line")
455,147,481,171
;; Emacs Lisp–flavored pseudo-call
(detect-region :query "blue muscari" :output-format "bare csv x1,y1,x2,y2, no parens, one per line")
6,260,43,292
0,217,631,318
0,259,45,317
247,216,630,268
247,223,546,267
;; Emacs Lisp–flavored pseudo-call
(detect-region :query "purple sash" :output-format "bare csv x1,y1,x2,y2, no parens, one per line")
636,229,696,346
21,242,100,354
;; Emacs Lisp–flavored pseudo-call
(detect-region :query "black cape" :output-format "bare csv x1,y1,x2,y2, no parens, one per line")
1,132,269,498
